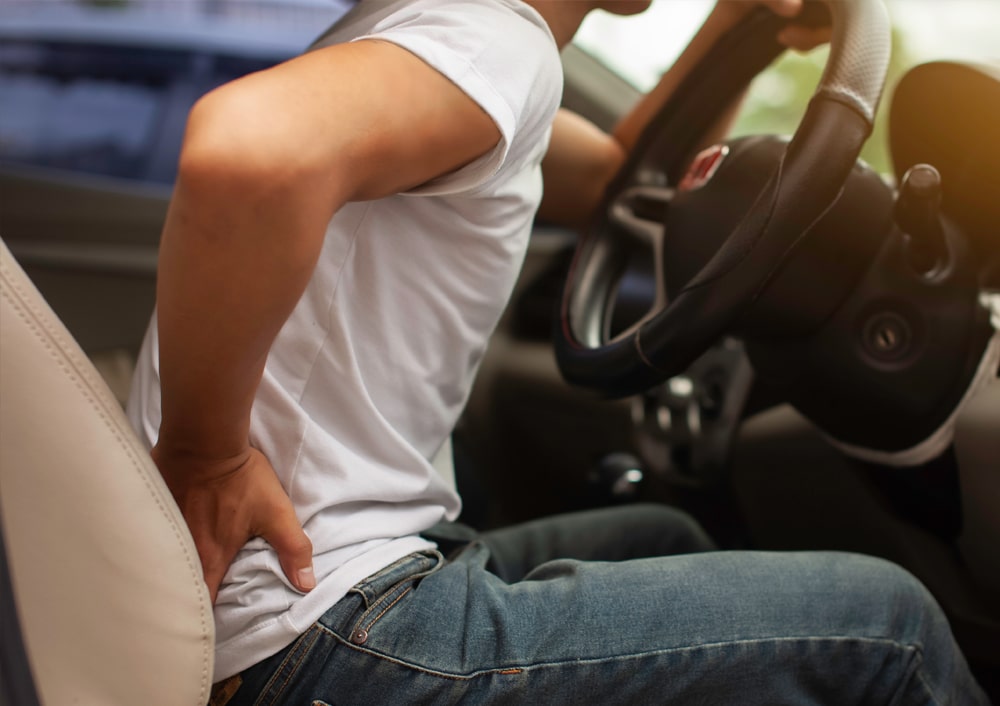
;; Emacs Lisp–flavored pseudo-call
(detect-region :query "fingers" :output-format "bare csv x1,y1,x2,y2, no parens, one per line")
154,443,317,602
258,492,316,593
255,472,316,593
739,0,831,53
762,0,803,19
186,507,250,604
193,486,315,602
193,473,315,600
779,24,833,52
761,0,832,53
199,545,234,605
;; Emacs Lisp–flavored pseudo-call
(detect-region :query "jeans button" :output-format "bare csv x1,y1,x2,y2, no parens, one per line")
351,628,369,645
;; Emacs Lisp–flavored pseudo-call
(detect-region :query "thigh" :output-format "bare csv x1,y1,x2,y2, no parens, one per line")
480,504,715,582
267,549,984,705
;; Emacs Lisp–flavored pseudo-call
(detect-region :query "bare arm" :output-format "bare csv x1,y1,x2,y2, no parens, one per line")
539,0,827,229
153,40,500,602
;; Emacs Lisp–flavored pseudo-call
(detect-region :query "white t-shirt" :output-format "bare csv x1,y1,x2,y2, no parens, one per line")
128,0,562,681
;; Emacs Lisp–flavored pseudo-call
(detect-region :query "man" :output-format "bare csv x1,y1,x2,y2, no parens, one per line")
128,0,988,703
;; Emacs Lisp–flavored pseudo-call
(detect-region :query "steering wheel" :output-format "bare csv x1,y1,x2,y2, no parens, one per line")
556,0,892,398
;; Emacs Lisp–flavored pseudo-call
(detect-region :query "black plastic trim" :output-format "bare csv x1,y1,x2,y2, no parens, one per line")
0,509,42,706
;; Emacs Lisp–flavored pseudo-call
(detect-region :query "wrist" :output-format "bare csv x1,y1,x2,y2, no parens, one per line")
710,0,801,27
706,2,755,32
156,400,254,464
152,434,252,483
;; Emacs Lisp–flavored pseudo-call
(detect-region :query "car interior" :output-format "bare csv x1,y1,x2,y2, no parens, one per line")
1,0,998,703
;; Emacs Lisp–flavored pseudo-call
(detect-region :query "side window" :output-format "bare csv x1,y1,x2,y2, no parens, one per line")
0,2,355,187
0,41,298,185
0,41,178,182
572,1,1000,178
574,2,712,92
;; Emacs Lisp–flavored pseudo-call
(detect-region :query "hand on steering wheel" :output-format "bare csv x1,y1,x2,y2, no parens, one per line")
715,0,831,52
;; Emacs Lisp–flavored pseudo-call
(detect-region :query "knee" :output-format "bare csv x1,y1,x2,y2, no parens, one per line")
876,559,948,638
628,503,717,553
628,502,696,527
840,554,934,606
824,553,949,645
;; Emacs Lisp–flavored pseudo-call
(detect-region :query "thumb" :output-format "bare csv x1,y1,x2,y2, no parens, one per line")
763,0,802,19
260,501,316,593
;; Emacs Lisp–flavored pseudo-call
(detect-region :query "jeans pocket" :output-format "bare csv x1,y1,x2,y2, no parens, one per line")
346,554,443,647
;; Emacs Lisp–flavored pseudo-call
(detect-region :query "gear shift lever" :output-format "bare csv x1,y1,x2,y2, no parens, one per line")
894,164,948,275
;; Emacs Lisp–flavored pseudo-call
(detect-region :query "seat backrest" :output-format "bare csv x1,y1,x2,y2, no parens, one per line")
0,239,213,705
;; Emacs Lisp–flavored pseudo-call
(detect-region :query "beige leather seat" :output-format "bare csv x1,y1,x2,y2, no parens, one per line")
0,239,213,705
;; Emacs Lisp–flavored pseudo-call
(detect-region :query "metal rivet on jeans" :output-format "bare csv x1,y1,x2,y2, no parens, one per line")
351,628,369,645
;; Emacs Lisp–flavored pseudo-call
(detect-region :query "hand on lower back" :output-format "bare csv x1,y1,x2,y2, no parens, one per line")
151,444,315,603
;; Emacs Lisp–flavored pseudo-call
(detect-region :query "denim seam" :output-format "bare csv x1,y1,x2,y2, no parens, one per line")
347,582,413,639
364,586,413,632
354,551,440,605
319,623,508,683
317,630,924,683
907,649,944,706
347,586,371,610
356,581,408,623
253,626,323,706
347,552,444,638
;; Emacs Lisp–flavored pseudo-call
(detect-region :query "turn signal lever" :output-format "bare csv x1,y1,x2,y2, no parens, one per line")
894,164,949,275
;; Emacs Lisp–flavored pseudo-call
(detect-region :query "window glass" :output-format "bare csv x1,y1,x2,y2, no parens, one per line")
0,0,353,184
0,41,302,183
576,1,713,93
574,0,1000,176
0,42,178,181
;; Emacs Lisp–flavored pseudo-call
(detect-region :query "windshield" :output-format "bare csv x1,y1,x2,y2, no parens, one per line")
574,0,1000,176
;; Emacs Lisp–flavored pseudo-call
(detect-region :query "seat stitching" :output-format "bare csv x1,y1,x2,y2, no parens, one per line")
1,258,213,703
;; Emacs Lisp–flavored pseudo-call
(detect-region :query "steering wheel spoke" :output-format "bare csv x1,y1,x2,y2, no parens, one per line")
608,185,675,247
604,185,675,342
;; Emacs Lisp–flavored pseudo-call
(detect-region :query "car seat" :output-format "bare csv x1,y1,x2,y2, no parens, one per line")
0,237,213,704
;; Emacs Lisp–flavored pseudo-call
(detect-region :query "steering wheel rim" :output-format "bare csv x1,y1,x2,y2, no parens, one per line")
556,0,892,398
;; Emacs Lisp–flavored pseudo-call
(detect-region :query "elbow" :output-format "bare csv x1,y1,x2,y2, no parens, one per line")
177,84,308,202
539,136,627,230
577,140,627,226
596,138,627,197
168,83,339,265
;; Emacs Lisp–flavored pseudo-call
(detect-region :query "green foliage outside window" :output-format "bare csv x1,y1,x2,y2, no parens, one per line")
730,26,915,178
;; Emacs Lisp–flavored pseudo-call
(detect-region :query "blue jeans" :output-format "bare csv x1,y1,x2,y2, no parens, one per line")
219,505,988,705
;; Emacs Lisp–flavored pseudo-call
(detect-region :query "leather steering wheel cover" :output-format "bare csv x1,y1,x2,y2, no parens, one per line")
558,0,891,397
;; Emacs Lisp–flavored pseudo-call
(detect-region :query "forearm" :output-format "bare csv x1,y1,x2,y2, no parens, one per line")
537,109,625,228
612,4,750,154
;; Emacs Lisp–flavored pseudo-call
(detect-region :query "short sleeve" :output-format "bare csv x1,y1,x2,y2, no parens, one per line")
316,0,562,196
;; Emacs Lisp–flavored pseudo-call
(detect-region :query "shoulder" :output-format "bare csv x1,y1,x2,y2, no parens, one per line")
319,0,558,62
317,0,563,143
314,0,563,195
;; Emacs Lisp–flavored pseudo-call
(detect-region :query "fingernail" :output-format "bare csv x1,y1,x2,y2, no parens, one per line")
297,567,316,591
